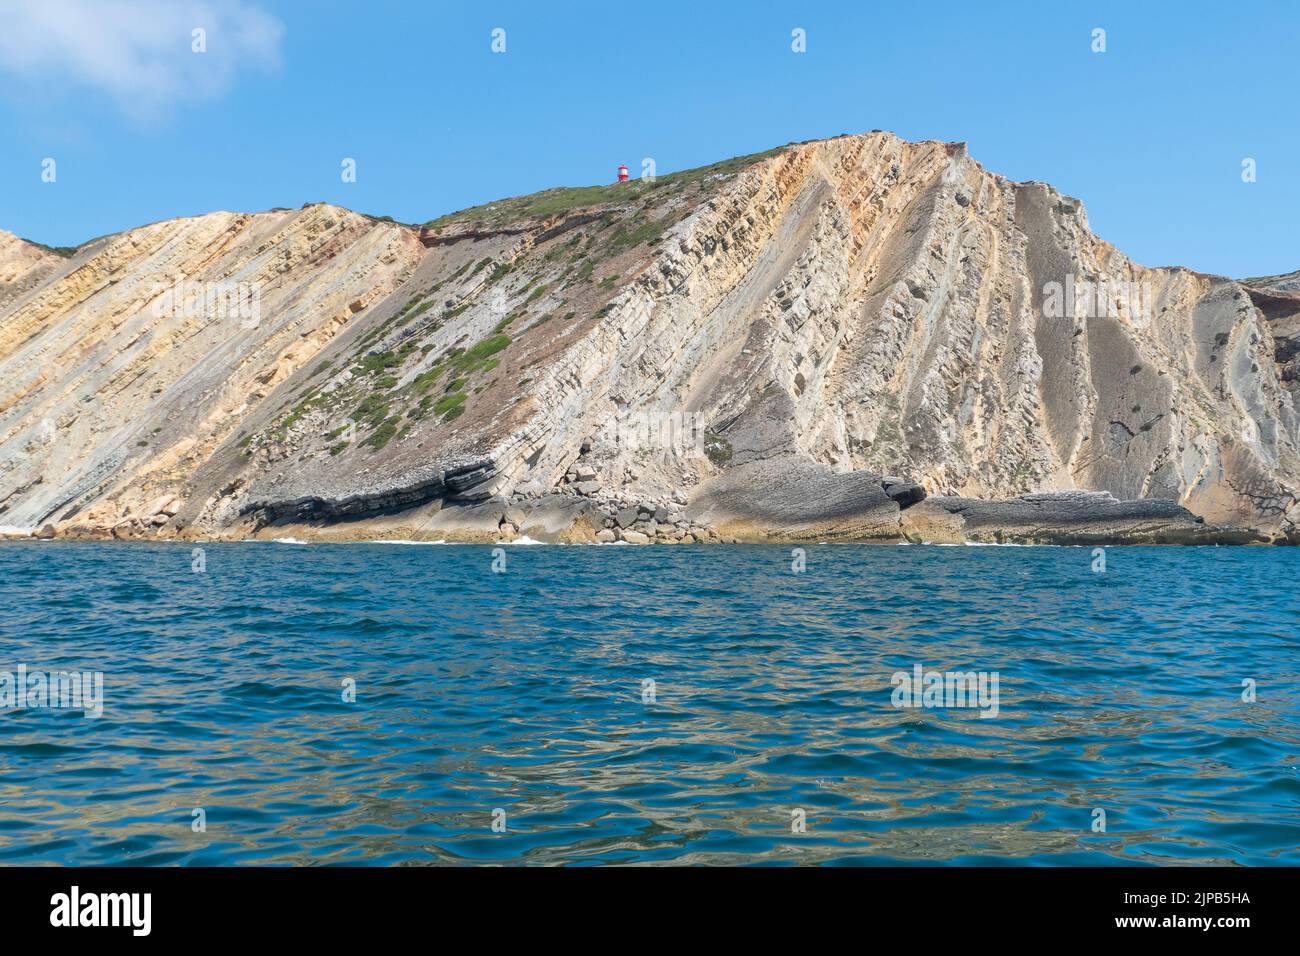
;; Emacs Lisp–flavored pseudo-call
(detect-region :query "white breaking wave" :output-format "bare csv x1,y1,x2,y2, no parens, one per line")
921,540,1069,547
961,541,1040,547
368,539,448,545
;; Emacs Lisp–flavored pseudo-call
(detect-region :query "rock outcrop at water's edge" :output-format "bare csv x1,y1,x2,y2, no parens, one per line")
1,133,1297,545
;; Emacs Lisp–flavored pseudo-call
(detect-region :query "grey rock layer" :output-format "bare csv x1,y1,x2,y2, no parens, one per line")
687,457,911,540
902,490,1263,545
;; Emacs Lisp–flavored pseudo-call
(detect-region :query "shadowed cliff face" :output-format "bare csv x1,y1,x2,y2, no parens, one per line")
1242,270,1300,408
1,132,1297,541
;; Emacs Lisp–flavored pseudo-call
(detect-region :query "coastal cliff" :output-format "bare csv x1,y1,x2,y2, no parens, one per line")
2,133,1296,544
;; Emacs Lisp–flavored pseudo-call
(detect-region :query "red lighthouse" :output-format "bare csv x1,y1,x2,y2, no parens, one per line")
617,164,629,183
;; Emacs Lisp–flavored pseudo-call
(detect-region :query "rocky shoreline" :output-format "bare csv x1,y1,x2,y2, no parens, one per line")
7,484,1277,546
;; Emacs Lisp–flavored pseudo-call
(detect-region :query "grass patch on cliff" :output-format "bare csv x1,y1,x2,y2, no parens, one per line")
704,433,733,466
412,365,447,394
407,395,435,420
453,334,510,373
603,217,667,254
24,238,82,258
353,394,391,428
434,392,467,422
380,331,511,431
396,299,434,327
422,147,785,229
363,417,400,451
280,390,328,431
355,350,400,376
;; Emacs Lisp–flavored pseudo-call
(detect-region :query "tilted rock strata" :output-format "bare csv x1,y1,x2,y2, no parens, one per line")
0,206,423,534
0,230,63,311
1,132,1296,544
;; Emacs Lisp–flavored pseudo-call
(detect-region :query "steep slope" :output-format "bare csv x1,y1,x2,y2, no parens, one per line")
2,132,1296,543
0,230,65,311
1241,270,1300,407
0,205,423,532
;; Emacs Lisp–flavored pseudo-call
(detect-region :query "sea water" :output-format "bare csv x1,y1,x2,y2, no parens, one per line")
0,541,1296,865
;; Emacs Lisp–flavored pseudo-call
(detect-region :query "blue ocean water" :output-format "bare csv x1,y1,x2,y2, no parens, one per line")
0,541,1297,866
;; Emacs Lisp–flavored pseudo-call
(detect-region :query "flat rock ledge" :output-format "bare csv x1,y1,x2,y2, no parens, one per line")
900,491,1268,545
12,481,1275,546
237,492,740,545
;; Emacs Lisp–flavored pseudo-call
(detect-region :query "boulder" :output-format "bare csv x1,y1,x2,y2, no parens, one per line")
518,496,600,542
514,479,543,498
883,481,926,507
145,493,178,517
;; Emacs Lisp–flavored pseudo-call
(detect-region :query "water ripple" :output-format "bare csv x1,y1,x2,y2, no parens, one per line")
0,541,1297,865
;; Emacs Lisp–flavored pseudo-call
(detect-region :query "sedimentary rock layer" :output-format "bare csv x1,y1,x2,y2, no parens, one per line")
1,132,1296,543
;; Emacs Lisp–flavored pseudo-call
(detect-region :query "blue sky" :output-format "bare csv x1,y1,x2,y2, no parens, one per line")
0,0,1296,277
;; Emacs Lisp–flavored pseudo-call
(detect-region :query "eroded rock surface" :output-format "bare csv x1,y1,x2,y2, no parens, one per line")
901,491,1263,545
2,133,1297,544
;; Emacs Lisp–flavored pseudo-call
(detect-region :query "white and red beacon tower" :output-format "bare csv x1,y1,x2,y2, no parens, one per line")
617,164,629,183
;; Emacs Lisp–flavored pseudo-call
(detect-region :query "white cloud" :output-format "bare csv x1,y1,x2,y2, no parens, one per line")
0,0,284,122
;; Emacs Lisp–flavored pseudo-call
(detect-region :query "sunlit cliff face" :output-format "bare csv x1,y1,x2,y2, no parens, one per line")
1,133,1296,542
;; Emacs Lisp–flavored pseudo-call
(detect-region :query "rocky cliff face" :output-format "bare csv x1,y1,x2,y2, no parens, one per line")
0,207,423,533
0,230,63,311
1242,270,1300,410
2,132,1296,543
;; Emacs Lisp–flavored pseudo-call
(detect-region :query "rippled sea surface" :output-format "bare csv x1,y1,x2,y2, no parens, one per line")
1,541,1297,866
